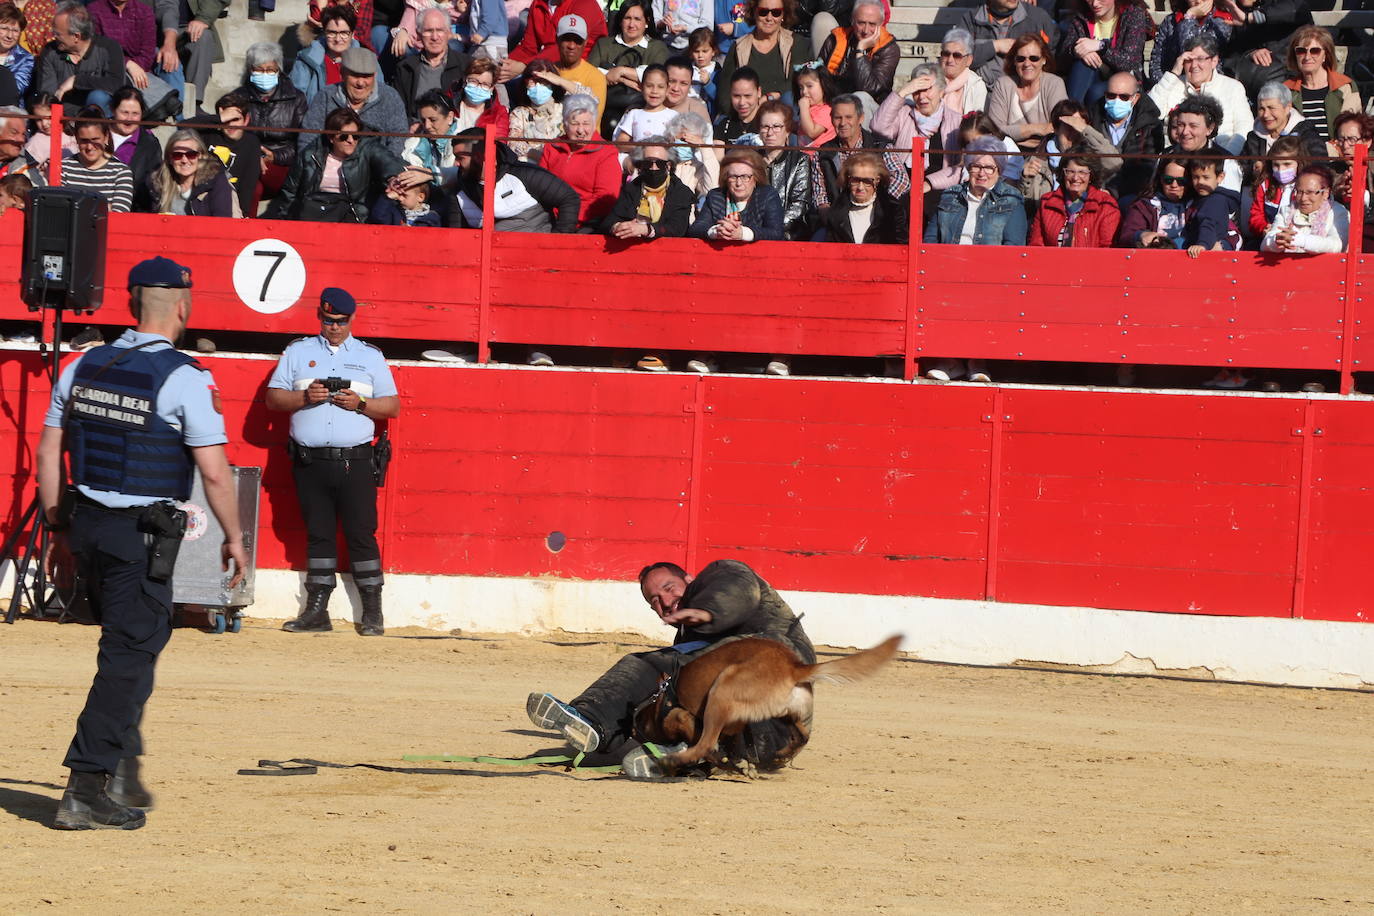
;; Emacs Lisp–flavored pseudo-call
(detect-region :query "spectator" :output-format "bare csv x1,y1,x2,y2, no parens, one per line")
392,8,471,119
1261,165,1346,254
588,0,669,134
1057,0,1153,106
654,0,710,52
792,61,835,147
1118,155,1191,247
1028,148,1120,246
390,0,477,56
0,103,46,184
140,127,233,216
872,62,963,197
0,169,30,209
1146,32,1251,154
1184,156,1240,256
755,99,811,239
500,0,606,81
1018,98,1121,204
1164,94,1242,191
151,0,229,114
716,66,762,141
301,48,409,156
715,0,799,101
957,0,1058,93
1220,0,1310,99
939,28,987,117
550,14,607,118
958,109,1022,182
1331,111,1374,212
924,136,1027,246
270,106,407,222
186,90,261,216
62,106,134,211
369,173,442,225
370,0,403,67
87,0,177,120
239,41,309,198
454,55,510,134
1248,133,1304,240
1283,26,1360,150
23,92,73,167
613,62,675,141
810,93,909,216
402,88,461,179
689,147,783,240
1088,70,1161,198
688,25,717,112
19,0,56,56
663,55,712,130
715,0,750,56
987,34,1066,153
510,58,589,161
35,2,124,114
1150,0,1234,85
666,108,718,201
813,0,898,105
601,135,694,238
449,127,580,231
0,3,34,98
468,0,512,63
291,5,360,104
539,92,623,229
821,149,908,244
1240,80,1325,179
109,87,160,204
305,0,376,52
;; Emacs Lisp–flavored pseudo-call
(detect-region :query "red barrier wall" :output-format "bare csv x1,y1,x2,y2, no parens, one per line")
4,350,1371,624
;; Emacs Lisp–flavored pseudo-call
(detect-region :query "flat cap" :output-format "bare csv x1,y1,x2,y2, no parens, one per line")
319,287,357,315
128,256,192,290
340,47,377,75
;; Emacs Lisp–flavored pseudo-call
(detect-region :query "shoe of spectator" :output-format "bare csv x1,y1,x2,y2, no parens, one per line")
195,337,216,354
528,351,555,367
70,327,103,350
7,329,37,344
968,371,992,383
765,360,790,377
686,358,715,373
1260,380,1281,392
1300,381,1326,394
925,359,965,381
422,349,469,363
926,368,950,381
637,355,668,372
1204,369,1249,389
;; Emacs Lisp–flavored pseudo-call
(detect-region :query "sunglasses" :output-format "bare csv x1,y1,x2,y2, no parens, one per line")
846,176,878,187
319,310,352,325
636,158,669,171
168,149,201,161
1104,92,1134,101
1160,175,1187,185
334,133,360,144
1014,54,1042,63
939,51,967,60
756,7,784,16
1294,47,1324,56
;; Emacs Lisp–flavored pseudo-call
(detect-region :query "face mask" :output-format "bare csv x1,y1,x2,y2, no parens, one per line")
250,71,278,92
1104,98,1132,122
464,84,493,105
526,83,554,106
641,168,670,189
673,144,695,161
1275,166,1297,185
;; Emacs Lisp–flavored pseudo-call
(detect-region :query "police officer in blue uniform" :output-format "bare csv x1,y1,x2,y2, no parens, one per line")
266,288,400,636
37,257,248,830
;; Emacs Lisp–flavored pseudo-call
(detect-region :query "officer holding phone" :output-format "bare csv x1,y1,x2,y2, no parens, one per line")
37,257,248,830
266,287,399,636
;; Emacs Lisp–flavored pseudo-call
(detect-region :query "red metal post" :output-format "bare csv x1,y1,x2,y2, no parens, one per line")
476,129,497,363
903,138,926,381
47,103,62,186
1289,401,1317,618
982,387,1006,601
1339,144,1366,394
684,375,708,573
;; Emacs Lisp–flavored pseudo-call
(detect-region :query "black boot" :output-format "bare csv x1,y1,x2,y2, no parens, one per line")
106,757,154,808
283,585,334,632
358,585,384,636
54,771,146,830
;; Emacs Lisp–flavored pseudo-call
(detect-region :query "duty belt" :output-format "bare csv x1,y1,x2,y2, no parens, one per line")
298,444,374,460
74,490,155,518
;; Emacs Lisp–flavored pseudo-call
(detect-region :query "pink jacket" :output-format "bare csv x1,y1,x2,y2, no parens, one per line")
871,93,962,191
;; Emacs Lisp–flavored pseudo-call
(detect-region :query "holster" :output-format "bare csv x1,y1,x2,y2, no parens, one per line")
139,502,188,582
53,486,77,529
373,430,392,487
288,438,311,467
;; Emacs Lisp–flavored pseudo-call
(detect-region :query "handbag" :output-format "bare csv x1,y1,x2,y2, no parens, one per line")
297,190,359,223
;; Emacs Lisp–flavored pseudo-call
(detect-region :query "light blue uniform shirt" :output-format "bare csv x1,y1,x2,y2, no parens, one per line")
44,329,228,508
267,334,398,448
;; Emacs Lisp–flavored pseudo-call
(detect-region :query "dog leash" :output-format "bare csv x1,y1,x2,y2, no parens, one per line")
237,753,625,777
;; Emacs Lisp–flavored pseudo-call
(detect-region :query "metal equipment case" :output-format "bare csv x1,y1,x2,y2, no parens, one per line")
173,466,260,632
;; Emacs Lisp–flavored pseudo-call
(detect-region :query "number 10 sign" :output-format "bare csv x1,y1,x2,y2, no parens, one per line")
232,239,307,314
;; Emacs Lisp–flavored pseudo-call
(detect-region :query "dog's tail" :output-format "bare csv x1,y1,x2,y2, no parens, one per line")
801,635,903,687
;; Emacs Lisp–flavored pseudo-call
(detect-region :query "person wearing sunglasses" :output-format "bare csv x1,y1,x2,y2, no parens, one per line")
1147,32,1251,155
1149,0,1236,86
821,149,907,244
269,105,413,222
987,33,1067,153
601,136,693,240
813,0,898,105
61,105,134,212
715,0,799,102
1087,70,1162,198
1217,0,1311,100
1118,155,1192,248
938,28,986,118
954,0,1058,93
267,287,400,637
1281,25,1361,152
139,127,233,216
1057,0,1153,107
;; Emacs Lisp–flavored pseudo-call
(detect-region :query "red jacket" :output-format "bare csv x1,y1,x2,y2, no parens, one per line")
539,137,623,227
476,100,510,139
510,0,608,64
1249,175,1286,238
1029,186,1120,248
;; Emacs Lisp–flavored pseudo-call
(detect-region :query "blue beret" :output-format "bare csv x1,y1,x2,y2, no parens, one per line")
320,287,357,315
128,256,192,290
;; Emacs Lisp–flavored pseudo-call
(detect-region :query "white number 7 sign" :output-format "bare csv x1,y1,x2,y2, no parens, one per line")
232,239,307,314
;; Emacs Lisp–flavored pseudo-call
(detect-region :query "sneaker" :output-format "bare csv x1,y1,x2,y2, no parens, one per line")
7,329,36,344
968,371,992,383
525,693,600,753
528,351,554,367
765,360,790,377
70,326,102,350
636,355,668,372
685,358,715,373
621,741,687,780
925,368,950,382
1203,369,1249,390
195,337,216,354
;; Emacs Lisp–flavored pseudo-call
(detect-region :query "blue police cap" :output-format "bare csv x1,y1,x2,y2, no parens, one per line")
128,256,192,290
320,287,357,315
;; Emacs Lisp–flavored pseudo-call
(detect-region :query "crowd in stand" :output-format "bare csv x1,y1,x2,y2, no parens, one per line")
0,0,1370,381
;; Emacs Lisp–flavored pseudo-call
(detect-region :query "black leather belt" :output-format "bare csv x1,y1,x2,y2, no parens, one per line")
299,444,373,460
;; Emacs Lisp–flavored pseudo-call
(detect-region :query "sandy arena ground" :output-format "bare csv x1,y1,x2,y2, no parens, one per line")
2,617,1373,914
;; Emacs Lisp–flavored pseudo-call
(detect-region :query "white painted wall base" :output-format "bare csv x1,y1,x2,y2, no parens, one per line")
240,569,1374,692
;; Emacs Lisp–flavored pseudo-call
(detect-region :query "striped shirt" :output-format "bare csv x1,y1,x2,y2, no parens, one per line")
61,156,135,213
1300,87,1329,141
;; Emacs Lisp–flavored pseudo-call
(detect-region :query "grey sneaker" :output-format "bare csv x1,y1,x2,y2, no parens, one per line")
525,693,600,753
621,742,688,780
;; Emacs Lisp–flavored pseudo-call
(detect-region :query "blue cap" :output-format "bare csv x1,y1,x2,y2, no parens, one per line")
320,287,357,315
128,256,192,290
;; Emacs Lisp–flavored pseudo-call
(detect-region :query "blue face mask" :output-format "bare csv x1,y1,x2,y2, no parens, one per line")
1104,98,1133,122
464,83,493,105
673,144,695,161
250,71,279,92
526,83,554,106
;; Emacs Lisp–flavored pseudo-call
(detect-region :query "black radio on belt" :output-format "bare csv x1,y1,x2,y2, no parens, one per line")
319,376,352,393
